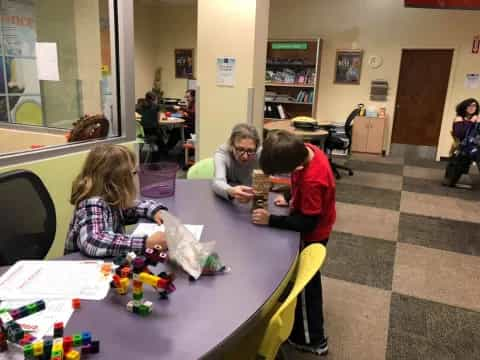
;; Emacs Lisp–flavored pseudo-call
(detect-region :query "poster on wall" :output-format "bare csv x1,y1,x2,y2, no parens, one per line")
175,49,194,79
216,57,236,87
334,50,363,85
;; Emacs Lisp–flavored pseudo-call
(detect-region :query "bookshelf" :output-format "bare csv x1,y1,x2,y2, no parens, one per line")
264,39,322,120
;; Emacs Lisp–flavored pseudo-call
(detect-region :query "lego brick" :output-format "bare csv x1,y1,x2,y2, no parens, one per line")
51,349,63,358
81,344,91,354
63,336,73,349
34,300,46,311
26,304,37,314
132,287,143,295
139,272,160,287
126,252,137,262
23,343,33,356
132,280,143,288
9,308,21,320
126,300,134,312
90,339,100,354
72,299,81,310
133,292,143,301
6,321,24,342
73,334,82,347
81,331,92,346
32,340,43,356
65,349,80,360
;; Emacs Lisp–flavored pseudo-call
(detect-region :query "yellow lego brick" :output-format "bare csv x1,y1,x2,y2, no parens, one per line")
32,341,43,356
65,349,80,360
119,278,130,287
132,287,143,295
116,287,128,295
138,272,160,287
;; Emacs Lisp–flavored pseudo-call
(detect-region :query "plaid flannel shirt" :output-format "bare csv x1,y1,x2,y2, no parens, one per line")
65,197,167,258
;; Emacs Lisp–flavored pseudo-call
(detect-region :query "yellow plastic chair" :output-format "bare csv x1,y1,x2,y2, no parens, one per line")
186,157,214,179
257,244,327,360
14,101,43,126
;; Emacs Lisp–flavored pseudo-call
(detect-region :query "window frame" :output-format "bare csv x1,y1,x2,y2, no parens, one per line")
0,0,135,167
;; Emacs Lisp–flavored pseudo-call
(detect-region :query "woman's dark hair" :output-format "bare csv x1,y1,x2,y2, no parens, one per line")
228,123,260,149
456,98,479,118
186,89,195,99
260,130,308,175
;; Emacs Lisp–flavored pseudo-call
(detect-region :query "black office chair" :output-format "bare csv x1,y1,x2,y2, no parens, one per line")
324,107,360,179
0,170,56,266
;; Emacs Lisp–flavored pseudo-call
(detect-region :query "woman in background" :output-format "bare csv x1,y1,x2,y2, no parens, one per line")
452,98,479,141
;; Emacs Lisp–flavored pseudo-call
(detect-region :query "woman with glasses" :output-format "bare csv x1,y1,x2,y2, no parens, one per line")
212,123,262,202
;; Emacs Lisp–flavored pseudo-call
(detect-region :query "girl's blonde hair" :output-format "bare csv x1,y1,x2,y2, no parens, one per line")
70,144,137,208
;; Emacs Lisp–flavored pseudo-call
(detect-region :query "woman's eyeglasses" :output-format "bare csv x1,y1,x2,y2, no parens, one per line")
234,147,256,157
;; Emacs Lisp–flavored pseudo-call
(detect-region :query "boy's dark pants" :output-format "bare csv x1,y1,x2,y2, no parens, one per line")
289,239,328,345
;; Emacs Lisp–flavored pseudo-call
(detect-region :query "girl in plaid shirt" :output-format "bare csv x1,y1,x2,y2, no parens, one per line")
65,144,167,257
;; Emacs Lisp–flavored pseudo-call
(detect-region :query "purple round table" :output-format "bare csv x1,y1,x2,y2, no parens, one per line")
63,180,299,359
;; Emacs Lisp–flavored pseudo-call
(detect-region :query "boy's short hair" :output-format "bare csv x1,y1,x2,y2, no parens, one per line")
260,130,308,175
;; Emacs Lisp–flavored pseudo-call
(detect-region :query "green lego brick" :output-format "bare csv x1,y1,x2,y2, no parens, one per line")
132,292,143,301
26,304,37,314
73,334,83,347
23,343,33,356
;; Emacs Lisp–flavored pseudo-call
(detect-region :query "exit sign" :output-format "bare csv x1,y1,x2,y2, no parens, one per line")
272,42,308,50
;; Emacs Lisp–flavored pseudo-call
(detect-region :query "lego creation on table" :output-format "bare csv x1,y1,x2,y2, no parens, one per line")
0,299,100,359
109,246,176,316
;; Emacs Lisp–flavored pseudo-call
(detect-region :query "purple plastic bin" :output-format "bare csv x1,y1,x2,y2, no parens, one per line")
139,162,178,198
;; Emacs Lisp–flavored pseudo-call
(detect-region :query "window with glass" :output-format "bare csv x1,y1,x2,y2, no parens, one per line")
0,0,120,156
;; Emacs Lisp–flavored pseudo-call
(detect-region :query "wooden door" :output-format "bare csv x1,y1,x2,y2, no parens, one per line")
351,116,369,152
366,117,385,154
392,49,453,146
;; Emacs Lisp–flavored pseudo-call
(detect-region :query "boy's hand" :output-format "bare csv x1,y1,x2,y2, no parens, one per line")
153,212,163,224
146,231,167,250
229,186,254,203
274,194,289,207
252,209,270,225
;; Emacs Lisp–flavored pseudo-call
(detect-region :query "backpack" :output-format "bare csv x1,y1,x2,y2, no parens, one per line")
459,122,480,160
67,114,110,142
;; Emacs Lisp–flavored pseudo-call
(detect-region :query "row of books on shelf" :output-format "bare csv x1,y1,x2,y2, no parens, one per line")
266,58,315,66
295,90,314,103
265,68,315,85
264,104,288,119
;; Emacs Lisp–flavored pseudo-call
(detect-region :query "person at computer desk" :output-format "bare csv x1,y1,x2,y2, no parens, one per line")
174,89,195,139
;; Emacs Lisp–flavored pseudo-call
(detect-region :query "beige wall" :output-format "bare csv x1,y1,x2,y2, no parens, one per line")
197,0,269,159
269,0,480,159
134,2,197,100
134,3,160,99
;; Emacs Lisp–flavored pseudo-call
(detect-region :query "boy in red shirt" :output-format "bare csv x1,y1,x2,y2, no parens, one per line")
252,130,336,356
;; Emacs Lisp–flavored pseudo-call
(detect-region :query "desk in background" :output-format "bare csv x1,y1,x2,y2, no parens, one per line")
264,118,329,143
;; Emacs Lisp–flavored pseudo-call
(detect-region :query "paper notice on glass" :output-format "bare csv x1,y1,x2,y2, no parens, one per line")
35,42,59,81
216,57,236,87
465,73,480,89
132,223,203,241
0,299,73,339
0,261,111,300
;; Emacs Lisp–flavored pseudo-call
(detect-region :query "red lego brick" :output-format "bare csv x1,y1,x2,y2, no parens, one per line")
72,299,81,310
54,322,63,330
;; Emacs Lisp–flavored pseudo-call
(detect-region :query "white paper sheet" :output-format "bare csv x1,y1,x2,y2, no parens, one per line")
35,42,59,81
0,261,111,300
0,299,73,339
132,223,204,241
216,57,236,87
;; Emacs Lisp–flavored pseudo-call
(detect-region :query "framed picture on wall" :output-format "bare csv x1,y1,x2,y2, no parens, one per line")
175,49,194,79
334,50,363,85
